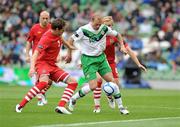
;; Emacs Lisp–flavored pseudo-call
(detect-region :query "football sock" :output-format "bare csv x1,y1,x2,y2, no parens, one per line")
93,80,102,107
40,86,49,95
113,85,123,108
37,82,52,101
72,84,91,100
58,82,78,107
93,87,101,107
19,82,48,108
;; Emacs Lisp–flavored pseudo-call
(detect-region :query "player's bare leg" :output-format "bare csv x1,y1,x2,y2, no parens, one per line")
68,79,98,112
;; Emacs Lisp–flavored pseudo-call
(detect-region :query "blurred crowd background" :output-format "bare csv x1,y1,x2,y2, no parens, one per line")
0,0,180,78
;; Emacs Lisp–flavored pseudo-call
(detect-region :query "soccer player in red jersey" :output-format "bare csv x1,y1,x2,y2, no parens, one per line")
26,11,51,62
93,16,147,113
16,18,78,114
25,11,51,106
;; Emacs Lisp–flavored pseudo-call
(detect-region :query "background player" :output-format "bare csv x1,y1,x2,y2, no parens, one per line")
93,16,147,113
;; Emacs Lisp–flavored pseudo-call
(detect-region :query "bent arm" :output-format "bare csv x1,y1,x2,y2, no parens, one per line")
62,37,76,50
64,38,76,63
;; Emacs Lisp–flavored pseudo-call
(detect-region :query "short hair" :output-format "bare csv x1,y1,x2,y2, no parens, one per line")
40,11,49,17
91,13,102,21
51,18,66,30
102,16,113,24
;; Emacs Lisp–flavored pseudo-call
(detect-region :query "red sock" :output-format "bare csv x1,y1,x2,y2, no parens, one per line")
97,78,103,87
93,87,102,99
58,82,78,107
93,80,102,107
19,82,48,108
40,81,52,95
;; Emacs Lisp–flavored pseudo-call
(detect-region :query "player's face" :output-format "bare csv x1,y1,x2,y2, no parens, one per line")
40,14,49,27
92,18,102,30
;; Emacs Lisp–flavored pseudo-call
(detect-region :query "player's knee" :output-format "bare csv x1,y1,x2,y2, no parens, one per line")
48,80,53,85
66,76,77,84
89,83,98,90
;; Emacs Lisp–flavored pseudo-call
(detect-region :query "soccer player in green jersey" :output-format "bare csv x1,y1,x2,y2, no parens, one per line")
67,14,129,114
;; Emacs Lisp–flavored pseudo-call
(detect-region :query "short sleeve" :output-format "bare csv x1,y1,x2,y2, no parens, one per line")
71,28,84,41
27,26,35,43
112,36,119,44
106,26,118,36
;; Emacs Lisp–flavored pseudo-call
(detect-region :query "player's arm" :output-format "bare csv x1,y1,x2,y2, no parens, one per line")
116,33,127,54
62,37,76,63
26,26,34,63
106,26,127,54
29,50,39,77
29,37,48,77
62,37,76,50
25,41,31,63
126,46,147,72
64,28,83,63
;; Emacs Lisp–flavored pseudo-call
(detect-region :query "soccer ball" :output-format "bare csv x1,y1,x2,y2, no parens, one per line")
103,82,116,96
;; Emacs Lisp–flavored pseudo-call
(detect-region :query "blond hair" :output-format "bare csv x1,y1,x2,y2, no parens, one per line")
102,16,114,26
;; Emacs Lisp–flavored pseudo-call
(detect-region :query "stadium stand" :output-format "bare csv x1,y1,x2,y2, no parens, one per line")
0,0,180,81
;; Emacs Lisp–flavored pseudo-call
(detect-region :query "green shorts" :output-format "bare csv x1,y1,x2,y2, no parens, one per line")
81,53,112,82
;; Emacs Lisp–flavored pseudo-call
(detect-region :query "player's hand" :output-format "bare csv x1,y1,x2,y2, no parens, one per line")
77,64,82,69
26,56,31,63
138,64,147,72
65,55,72,63
120,45,127,54
28,67,36,77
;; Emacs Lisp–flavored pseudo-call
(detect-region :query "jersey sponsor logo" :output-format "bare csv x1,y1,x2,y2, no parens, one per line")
82,25,108,43
38,44,43,49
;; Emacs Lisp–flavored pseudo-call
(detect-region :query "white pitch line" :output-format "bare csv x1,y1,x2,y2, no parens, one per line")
34,116,180,127
129,105,180,110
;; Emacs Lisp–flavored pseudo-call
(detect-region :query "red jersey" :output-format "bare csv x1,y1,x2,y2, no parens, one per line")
104,35,128,64
27,23,51,53
36,30,62,65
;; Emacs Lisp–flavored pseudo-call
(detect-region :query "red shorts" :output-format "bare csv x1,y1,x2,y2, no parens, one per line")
35,61,69,83
109,62,119,78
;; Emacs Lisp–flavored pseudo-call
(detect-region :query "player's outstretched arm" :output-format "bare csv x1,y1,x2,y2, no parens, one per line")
29,50,39,77
126,46,147,72
116,34,127,54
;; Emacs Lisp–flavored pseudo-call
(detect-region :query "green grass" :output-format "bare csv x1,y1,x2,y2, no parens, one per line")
0,85,180,127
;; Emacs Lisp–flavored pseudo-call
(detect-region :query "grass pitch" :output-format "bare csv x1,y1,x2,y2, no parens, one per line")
0,85,180,127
